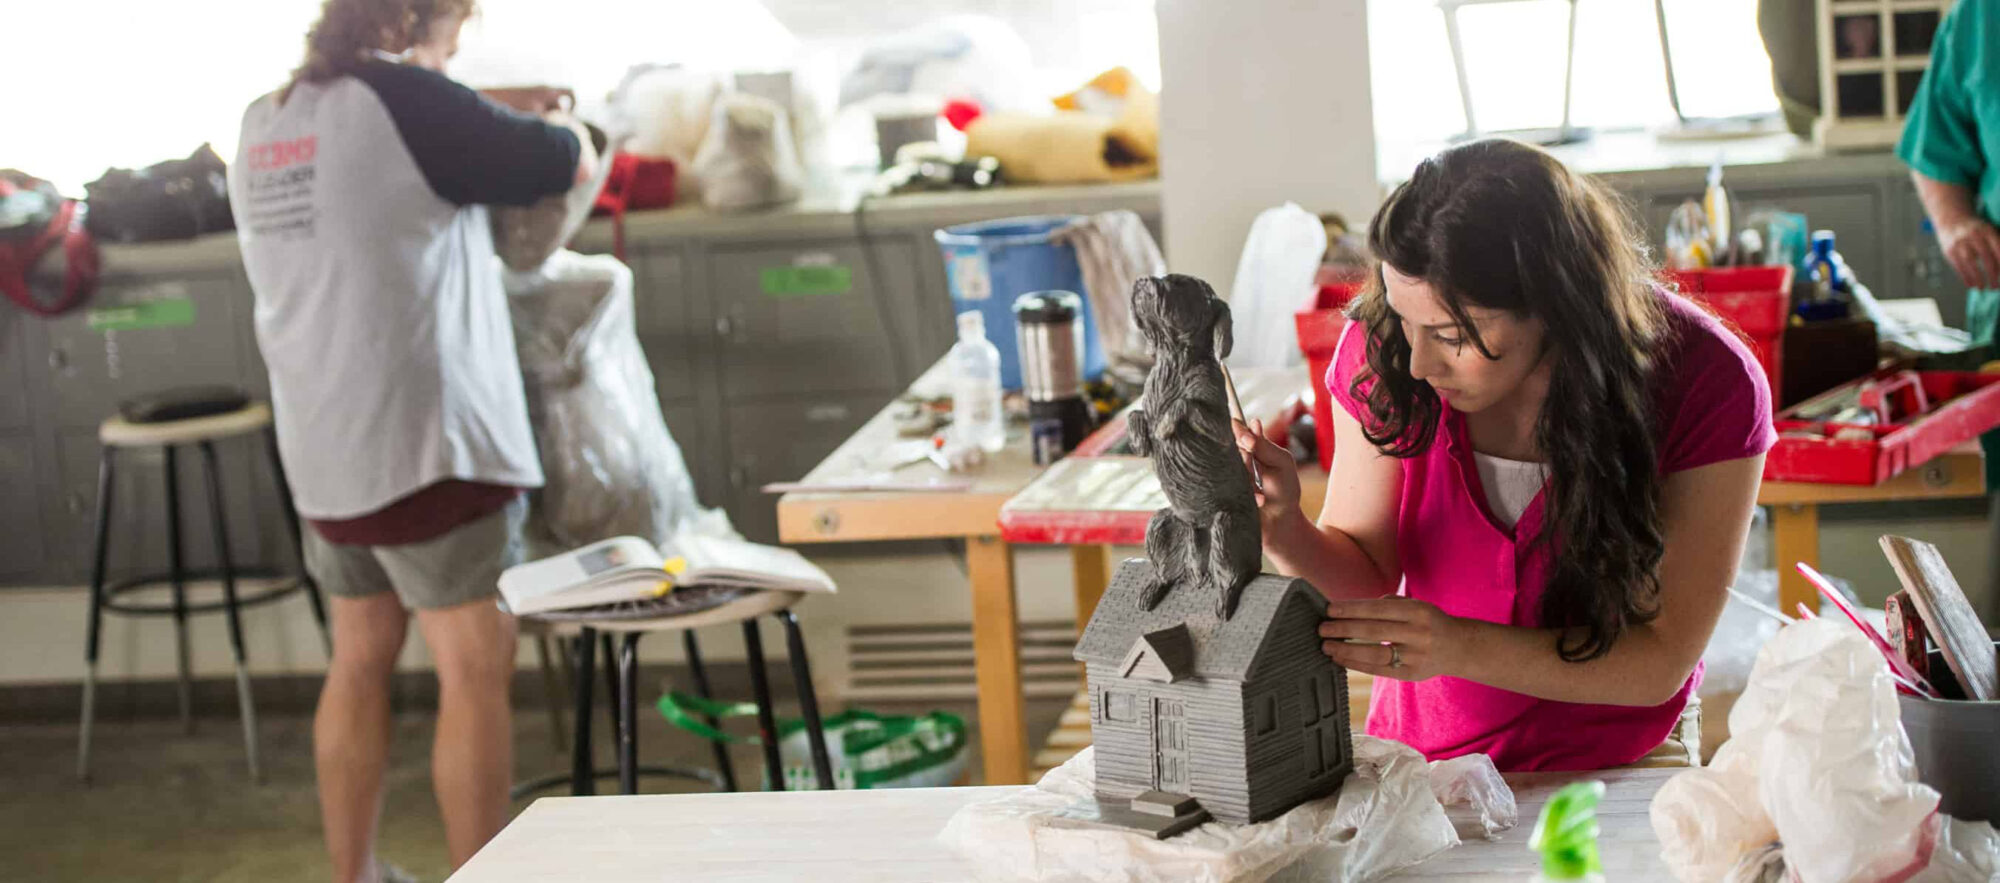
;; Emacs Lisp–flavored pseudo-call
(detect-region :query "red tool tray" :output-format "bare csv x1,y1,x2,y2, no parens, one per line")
1765,368,2000,485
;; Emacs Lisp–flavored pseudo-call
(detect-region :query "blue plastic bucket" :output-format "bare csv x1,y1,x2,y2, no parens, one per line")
934,216,1107,390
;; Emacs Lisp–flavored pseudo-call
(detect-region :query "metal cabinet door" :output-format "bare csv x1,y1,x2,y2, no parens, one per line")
50,429,272,585
1643,185,1888,288
1891,177,1973,329
709,242,918,398
0,308,31,430
659,400,720,513
0,434,45,579
632,248,700,402
44,273,251,429
720,393,888,543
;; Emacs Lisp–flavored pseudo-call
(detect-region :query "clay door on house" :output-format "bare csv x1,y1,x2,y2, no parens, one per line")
1153,697,1189,793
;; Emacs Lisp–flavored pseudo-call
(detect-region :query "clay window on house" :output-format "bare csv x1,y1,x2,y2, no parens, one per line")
1103,689,1137,723
1253,694,1277,736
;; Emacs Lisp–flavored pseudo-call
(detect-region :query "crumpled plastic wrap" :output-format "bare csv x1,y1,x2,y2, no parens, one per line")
938,737,1513,883
505,250,710,558
688,92,802,212
1651,618,2000,883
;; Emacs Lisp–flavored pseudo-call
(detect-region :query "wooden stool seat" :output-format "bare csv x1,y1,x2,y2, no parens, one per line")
99,402,273,448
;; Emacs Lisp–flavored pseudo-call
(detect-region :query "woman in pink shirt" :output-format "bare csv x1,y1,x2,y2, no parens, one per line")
1238,139,1775,771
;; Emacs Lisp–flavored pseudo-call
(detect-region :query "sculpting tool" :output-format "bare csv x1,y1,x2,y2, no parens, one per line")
1218,360,1263,491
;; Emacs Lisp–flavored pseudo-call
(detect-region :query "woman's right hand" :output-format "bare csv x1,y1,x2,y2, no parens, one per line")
1234,418,1301,530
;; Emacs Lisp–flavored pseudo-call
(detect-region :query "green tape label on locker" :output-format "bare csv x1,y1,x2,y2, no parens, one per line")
761,265,852,297
87,297,196,332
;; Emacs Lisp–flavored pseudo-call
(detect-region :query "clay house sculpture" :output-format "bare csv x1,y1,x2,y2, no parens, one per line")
1067,558,1354,838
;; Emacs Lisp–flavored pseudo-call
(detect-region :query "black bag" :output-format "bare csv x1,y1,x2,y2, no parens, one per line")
83,144,234,243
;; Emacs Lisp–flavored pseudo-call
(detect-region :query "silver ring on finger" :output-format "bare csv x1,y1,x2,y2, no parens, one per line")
1388,642,1404,669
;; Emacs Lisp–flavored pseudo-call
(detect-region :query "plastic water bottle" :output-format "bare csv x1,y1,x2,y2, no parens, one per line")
949,311,1006,453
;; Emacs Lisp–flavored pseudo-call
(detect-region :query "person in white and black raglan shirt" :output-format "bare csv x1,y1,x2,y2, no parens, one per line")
228,2,595,880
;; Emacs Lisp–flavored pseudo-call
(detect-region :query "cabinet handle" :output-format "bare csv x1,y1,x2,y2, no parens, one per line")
728,464,748,489
48,346,69,373
716,315,734,339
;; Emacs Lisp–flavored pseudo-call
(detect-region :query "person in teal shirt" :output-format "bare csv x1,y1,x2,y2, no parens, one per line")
1900,0,2000,334
1898,0,2000,620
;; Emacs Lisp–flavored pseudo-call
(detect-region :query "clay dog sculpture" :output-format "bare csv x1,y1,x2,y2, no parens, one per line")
1125,274,1262,620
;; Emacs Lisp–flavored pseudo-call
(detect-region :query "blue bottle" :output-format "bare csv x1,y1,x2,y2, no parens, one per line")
1797,230,1851,321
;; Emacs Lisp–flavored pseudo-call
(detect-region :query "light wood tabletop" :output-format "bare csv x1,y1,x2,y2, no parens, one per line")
775,358,1309,786
447,768,1679,882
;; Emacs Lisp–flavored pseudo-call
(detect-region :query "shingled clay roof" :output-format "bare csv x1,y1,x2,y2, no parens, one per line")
1075,559,1321,682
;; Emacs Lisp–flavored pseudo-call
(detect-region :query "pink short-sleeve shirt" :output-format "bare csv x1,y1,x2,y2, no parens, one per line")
1325,291,1775,770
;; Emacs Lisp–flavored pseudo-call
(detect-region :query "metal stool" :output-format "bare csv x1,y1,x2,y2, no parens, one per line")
77,400,329,783
518,590,835,797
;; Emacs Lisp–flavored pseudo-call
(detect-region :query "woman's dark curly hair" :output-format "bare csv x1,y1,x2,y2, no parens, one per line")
1349,138,1670,662
290,0,477,89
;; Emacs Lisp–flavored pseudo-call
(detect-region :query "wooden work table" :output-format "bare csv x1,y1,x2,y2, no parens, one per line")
449,767,1680,882
782,354,1987,786
776,359,1310,786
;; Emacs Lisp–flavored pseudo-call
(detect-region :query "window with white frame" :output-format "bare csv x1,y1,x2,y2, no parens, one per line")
1367,0,1782,167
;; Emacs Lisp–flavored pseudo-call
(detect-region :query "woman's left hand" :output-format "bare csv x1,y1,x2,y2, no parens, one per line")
1318,597,1467,681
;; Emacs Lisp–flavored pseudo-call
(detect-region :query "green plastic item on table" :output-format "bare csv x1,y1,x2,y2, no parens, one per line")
1528,780,1606,881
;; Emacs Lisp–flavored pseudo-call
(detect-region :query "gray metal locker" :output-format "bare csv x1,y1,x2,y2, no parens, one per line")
708,242,918,398
0,434,46,578
631,248,700,402
50,429,271,586
721,392,890,542
1890,178,1972,329
0,309,30,429
43,273,251,429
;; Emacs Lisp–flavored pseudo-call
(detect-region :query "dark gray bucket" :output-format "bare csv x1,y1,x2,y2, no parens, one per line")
1898,643,2000,825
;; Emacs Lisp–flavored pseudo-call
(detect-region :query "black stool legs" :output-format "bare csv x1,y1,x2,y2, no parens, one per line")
164,448,193,734
551,615,835,797
199,441,261,783
742,619,786,790
76,450,115,783
681,630,738,792
570,628,598,796
778,610,836,791
263,428,329,656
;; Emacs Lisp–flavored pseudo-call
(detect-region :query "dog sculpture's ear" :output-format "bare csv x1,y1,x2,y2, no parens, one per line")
1130,277,1160,344
1210,298,1233,360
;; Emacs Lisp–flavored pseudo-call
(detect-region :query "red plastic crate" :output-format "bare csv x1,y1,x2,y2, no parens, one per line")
1295,281,1364,471
1663,266,1792,399
1765,368,2000,484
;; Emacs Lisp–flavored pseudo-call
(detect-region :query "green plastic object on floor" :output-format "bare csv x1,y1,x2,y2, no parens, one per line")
1528,780,1606,882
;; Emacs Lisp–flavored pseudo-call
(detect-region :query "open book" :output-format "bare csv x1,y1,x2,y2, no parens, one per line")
498,534,835,616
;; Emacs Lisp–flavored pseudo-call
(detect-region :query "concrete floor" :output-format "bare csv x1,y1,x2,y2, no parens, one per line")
3,691,1070,883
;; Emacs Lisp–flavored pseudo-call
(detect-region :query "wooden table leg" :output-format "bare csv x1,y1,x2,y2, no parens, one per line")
967,535,1027,785
1070,544,1112,629
1773,502,1820,615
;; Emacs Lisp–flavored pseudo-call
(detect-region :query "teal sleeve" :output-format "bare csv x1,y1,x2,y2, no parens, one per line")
1897,4,1984,188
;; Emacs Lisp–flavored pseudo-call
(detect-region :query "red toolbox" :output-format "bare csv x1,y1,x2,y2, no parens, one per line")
1765,368,2000,485
1664,266,1792,399
1295,279,1364,471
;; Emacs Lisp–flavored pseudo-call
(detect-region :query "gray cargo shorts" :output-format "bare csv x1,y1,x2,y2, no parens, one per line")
303,495,526,610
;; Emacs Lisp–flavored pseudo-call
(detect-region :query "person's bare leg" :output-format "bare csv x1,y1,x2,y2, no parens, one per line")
317,593,410,883
416,599,518,869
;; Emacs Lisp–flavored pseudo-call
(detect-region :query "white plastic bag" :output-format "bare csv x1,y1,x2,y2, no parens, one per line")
505,251,713,557
1652,618,2000,882
939,737,1511,883
689,93,803,212
1226,203,1328,371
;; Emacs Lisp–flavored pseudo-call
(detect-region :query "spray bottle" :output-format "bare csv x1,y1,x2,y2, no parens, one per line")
1529,780,1606,883
1703,160,1732,263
